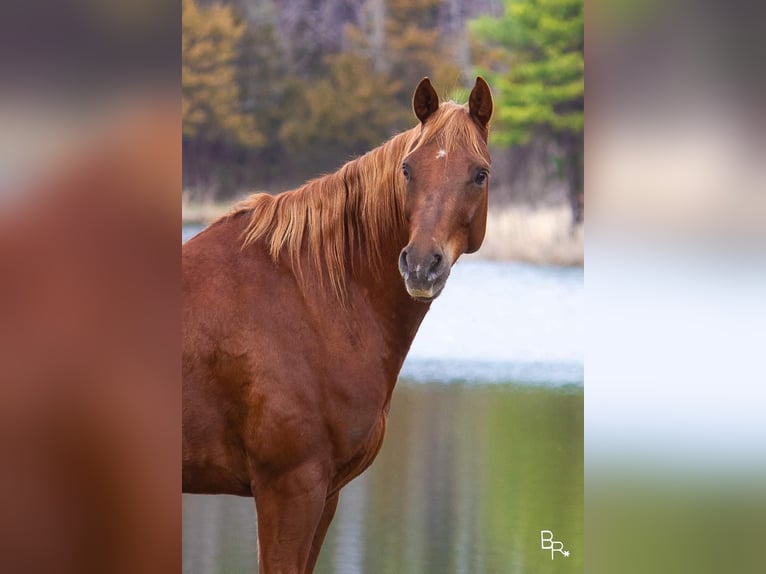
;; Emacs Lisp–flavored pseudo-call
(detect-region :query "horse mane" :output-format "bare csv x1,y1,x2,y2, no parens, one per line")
234,101,488,301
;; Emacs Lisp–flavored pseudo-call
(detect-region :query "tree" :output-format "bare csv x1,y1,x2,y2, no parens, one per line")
278,52,407,167
383,0,462,105
277,0,467,174
182,0,261,148
233,0,291,184
470,0,583,146
471,0,583,219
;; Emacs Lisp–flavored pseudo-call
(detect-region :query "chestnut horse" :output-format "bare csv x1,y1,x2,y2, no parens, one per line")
182,77,493,573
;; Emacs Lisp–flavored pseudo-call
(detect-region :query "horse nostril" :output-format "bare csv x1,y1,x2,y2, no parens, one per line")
398,248,410,277
429,251,443,274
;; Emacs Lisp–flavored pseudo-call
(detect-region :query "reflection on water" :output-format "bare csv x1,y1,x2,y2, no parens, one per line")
182,224,583,573
183,383,583,573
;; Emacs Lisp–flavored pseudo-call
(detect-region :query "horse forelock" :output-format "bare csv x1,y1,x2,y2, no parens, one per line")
416,101,490,162
235,101,486,302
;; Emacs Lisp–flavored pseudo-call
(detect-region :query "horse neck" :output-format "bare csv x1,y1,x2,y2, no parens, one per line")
345,151,431,383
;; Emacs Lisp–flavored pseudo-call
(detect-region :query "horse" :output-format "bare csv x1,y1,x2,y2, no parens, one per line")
182,77,493,573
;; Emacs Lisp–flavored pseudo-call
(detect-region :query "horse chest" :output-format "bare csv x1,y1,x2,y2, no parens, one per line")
332,408,388,490
316,310,401,482
318,364,390,473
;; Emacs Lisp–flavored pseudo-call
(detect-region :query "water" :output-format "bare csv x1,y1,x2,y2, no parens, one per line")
403,259,583,385
182,225,203,243
182,224,583,573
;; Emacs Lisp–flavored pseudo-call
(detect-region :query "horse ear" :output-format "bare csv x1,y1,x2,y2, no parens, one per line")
468,77,493,128
413,77,439,124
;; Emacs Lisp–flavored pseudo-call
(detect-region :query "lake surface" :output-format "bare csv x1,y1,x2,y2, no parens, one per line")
182,224,583,573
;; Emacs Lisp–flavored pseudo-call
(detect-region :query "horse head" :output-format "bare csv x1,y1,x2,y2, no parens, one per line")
398,77,493,301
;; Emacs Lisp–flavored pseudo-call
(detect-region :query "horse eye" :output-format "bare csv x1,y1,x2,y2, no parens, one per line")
474,169,488,186
402,164,411,181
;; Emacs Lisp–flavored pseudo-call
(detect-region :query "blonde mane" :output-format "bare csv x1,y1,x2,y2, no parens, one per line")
234,102,488,301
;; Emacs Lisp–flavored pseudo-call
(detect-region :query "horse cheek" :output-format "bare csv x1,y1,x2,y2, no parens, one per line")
465,192,488,254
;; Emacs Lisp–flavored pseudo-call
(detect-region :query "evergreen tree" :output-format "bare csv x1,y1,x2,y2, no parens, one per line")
470,0,583,147
470,0,583,219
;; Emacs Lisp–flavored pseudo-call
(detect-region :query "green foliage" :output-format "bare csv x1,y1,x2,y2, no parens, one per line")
182,0,261,147
470,0,584,147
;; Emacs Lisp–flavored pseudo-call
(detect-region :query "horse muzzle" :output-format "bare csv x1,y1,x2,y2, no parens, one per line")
398,245,450,302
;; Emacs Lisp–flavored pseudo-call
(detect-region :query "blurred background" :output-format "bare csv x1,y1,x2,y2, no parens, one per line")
0,1,180,573
586,1,766,573
181,0,584,265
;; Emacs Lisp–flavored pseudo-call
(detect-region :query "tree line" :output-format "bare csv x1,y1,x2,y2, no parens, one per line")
183,0,583,220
